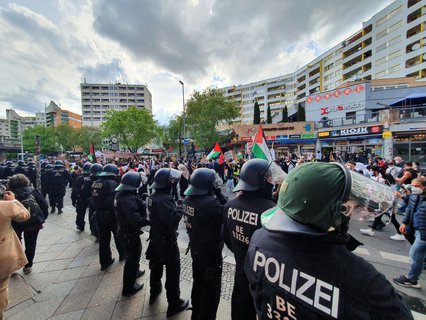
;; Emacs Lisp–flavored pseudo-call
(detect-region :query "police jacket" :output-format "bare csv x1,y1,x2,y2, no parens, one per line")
183,193,224,254
48,168,72,188
245,228,413,320
115,190,148,234
92,177,118,211
79,176,95,201
148,190,183,240
72,174,87,201
224,191,275,262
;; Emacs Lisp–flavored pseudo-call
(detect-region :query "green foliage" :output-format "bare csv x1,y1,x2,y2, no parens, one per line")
75,126,103,154
253,101,260,124
162,116,183,150
55,124,79,152
266,105,272,124
23,125,58,154
297,103,306,121
101,106,158,152
185,87,239,148
282,105,289,123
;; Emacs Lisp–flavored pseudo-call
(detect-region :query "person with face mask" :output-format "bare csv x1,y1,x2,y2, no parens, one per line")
394,177,426,288
245,162,413,320
223,159,284,320
146,168,188,317
386,160,401,179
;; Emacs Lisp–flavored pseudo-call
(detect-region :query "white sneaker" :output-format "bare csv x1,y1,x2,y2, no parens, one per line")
360,228,375,237
390,234,406,241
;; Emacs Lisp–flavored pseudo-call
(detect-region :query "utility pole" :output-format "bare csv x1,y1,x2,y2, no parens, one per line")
179,80,187,160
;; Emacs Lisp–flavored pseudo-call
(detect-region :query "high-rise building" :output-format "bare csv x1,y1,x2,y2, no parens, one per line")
222,0,426,124
80,82,153,127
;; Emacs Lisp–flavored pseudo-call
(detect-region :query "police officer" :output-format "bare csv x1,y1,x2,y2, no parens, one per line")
47,160,72,214
114,172,148,296
76,163,102,235
3,161,15,179
41,163,53,200
26,161,36,188
14,160,28,176
92,164,126,270
146,168,188,317
183,168,224,320
223,159,278,320
72,163,92,208
245,162,413,320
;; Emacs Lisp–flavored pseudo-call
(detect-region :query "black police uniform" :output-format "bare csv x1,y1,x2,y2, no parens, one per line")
41,165,50,198
26,164,37,187
76,175,97,235
115,190,148,292
183,194,224,320
3,163,15,179
146,190,183,307
92,176,126,269
224,192,275,320
47,166,72,213
245,228,414,320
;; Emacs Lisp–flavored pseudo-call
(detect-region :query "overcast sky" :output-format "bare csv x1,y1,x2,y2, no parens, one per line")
0,0,394,124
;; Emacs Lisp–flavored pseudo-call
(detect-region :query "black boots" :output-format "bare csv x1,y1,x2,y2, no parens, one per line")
122,283,144,297
166,298,189,317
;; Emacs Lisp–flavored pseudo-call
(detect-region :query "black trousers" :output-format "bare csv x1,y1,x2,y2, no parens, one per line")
190,250,222,320
148,240,181,305
232,261,256,320
97,210,126,268
49,188,65,210
121,234,142,291
76,200,97,236
15,229,40,268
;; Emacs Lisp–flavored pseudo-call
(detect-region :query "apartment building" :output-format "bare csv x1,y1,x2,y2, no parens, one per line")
45,101,82,128
223,0,426,124
81,82,153,127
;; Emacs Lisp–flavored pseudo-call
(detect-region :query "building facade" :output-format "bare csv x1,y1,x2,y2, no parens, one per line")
222,0,426,124
45,101,82,128
81,82,153,127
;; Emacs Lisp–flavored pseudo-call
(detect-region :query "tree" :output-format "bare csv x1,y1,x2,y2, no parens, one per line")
162,116,183,151
55,124,79,152
101,106,158,152
23,125,58,154
75,126,103,154
297,103,306,121
282,105,289,123
253,101,260,124
185,87,239,149
266,105,272,124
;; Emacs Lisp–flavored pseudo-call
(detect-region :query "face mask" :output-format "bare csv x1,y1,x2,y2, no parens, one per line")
411,186,423,195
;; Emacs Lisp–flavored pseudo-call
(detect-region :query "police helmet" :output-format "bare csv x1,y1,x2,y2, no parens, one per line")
82,162,92,175
45,164,54,171
6,161,14,167
90,163,103,177
233,159,271,192
17,160,25,167
184,168,220,196
28,162,36,168
41,161,48,169
54,160,64,166
115,171,141,191
261,162,394,236
151,168,181,189
100,164,119,177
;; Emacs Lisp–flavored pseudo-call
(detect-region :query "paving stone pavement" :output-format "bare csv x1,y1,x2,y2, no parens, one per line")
5,204,231,319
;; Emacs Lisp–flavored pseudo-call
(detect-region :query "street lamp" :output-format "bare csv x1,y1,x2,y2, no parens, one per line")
179,80,187,160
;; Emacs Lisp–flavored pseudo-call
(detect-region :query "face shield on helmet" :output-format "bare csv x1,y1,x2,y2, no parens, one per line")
261,162,395,235
268,162,287,185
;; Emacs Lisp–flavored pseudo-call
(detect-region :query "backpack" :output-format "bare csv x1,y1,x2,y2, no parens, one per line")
20,195,45,225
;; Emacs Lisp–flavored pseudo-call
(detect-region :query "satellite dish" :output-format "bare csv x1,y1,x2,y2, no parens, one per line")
411,43,420,51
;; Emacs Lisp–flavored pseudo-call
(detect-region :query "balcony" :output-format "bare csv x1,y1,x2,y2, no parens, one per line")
315,112,380,129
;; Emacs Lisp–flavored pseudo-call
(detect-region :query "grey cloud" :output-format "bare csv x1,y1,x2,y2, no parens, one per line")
78,58,129,83
92,0,393,83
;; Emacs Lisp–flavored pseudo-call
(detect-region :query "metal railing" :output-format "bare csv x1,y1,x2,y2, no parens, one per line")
314,105,426,129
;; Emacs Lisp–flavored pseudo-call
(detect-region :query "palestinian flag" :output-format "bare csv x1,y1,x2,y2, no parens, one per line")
88,143,97,163
206,142,223,164
251,125,272,162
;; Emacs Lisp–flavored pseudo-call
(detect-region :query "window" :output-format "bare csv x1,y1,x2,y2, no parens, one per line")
375,5,402,26
376,70,387,78
388,49,401,60
388,64,401,74
324,74,333,81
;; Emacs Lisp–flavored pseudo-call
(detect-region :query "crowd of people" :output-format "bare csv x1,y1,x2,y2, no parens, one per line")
0,151,424,319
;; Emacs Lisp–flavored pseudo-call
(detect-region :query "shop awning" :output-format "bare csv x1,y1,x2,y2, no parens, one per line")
389,93,426,107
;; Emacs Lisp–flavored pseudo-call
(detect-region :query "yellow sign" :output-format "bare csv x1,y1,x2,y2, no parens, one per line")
382,131,392,139
318,131,330,137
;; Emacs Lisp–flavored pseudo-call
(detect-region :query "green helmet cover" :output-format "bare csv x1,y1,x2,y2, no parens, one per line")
263,162,348,233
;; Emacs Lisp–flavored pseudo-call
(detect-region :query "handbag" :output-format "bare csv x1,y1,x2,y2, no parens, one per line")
0,226,28,278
